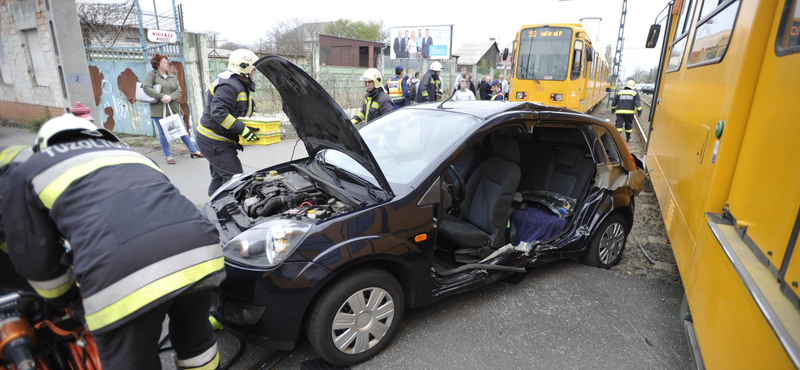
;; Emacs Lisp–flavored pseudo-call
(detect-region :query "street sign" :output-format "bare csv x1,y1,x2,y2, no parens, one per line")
146,29,177,43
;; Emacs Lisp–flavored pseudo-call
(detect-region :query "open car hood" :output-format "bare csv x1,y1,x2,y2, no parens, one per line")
254,56,393,197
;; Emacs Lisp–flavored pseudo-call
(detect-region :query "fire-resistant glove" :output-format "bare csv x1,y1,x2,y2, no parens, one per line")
611,109,616,114
241,127,258,142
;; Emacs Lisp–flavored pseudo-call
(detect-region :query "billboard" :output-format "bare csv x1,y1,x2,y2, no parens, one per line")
389,25,452,60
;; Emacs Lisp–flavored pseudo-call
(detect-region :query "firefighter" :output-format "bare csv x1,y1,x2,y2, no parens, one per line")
351,68,393,125
196,49,260,196
611,80,642,142
386,65,411,109
0,145,33,293
416,61,443,103
3,115,225,370
490,80,505,101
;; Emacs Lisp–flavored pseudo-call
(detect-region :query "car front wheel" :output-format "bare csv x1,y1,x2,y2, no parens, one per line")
306,268,404,366
581,213,629,268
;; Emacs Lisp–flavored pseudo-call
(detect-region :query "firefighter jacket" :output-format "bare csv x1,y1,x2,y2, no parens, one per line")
416,70,440,103
611,87,642,115
2,138,224,334
0,145,33,253
351,87,393,125
198,71,256,145
386,76,411,108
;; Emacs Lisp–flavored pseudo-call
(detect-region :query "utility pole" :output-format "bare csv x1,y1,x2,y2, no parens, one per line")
607,0,627,109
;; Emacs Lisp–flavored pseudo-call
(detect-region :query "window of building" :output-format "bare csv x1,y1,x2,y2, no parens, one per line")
688,0,740,67
776,0,800,55
57,66,67,99
24,30,50,87
666,0,697,73
49,21,59,57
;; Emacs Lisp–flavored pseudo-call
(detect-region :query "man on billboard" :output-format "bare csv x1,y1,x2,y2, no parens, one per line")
393,31,406,58
422,29,434,58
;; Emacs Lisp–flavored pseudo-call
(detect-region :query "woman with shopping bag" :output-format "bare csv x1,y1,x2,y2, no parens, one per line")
142,53,203,164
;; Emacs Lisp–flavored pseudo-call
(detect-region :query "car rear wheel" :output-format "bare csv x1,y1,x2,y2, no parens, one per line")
306,268,404,366
581,213,628,269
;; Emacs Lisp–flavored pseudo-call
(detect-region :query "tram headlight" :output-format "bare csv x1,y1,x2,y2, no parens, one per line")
516,92,527,100
549,93,563,102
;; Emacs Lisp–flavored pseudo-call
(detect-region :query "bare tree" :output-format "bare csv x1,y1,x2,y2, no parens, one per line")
265,18,321,58
77,0,137,48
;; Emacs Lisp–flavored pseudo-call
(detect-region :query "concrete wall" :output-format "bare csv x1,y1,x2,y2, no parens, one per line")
181,32,209,132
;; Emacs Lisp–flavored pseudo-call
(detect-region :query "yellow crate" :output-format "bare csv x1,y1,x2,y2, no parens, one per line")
239,131,281,146
239,117,280,133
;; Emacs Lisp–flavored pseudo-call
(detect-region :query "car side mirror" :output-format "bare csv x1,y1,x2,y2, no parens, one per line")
502,48,509,61
646,24,661,48
417,177,442,207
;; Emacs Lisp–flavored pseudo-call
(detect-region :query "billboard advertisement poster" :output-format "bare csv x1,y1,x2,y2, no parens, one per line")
389,25,453,60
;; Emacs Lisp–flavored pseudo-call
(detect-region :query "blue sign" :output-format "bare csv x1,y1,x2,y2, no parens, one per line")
429,45,448,59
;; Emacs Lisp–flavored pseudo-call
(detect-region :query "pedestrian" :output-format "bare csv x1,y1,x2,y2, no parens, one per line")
490,80,505,100
196,49,260,196
416,62,443,103
408,31,418,59
0,144,33,294
499,74,509,95
454,67,468,91
465,74,477,97
386,65,411,109
453,79,476,101
351,68,393,125
409,71,422,103
478,75,492,100
3,115,225,370
611,80,642,142
143,53,204,165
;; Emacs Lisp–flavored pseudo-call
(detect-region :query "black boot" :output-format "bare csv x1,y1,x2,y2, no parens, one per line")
626,133,631,142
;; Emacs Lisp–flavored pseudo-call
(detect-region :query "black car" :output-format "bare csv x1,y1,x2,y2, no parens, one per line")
205,56,647,366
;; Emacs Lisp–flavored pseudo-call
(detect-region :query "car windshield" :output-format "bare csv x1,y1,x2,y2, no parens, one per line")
516,27,573,81
319,109,482,194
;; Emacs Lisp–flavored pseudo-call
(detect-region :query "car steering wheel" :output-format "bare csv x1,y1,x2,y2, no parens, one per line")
446,164,466,203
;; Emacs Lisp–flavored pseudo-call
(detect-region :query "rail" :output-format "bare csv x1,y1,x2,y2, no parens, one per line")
633,95,652,145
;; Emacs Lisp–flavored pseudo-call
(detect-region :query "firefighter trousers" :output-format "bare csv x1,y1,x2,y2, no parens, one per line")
615,115,634,136
93,290,219,370
196,135,243,196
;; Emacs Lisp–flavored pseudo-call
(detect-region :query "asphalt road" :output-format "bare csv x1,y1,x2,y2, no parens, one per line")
0,116,689,369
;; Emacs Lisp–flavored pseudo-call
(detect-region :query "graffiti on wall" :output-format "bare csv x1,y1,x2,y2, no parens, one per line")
88,63,154,136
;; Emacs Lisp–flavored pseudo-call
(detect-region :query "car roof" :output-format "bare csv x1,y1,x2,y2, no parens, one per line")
405,101,608,125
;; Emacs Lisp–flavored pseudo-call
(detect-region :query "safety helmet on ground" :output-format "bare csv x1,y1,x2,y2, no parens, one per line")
429,61,443,72
227,49,258,78
625,80,636,89
360,68,383,87
35,114,120,152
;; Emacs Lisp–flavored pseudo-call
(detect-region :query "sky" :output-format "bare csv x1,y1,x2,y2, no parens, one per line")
83,0,670,77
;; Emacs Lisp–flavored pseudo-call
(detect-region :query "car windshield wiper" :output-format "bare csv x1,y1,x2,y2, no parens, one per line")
317,160,382,202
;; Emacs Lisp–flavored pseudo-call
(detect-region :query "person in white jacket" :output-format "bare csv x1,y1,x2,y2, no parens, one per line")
453,79,476,101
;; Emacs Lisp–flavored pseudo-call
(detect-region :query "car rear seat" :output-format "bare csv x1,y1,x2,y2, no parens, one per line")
518,140,596,201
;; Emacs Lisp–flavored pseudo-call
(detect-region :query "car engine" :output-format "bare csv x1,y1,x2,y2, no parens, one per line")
233,170,353,223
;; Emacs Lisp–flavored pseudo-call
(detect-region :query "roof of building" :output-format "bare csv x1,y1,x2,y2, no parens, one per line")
319,34,386,47
453,40,500,65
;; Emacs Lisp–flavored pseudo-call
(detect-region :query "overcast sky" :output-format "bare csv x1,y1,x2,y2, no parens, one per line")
84,0,669,76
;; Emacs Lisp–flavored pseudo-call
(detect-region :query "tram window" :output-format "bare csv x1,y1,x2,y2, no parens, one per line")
688,0,740,66
698,0,728,21
776,0,800,55
674,0,697,39
666,37,687,72
571,40,583,80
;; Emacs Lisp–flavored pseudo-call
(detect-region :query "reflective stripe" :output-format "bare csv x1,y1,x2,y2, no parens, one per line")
208,80,218,96
421,91,429,96
236,92,248,102
0,242,5,253
618,90,637,95
29,268,74,299
0,146,27,166
220,114,236,129
11,148,33,163
388,78,404,101
617,128,623,132
364,98,373,123
177,343,219,369
615,109,636,114
34,152,162,209
370,101,380,110
246,96,253,117
32,150,138,194
197,125,235,143
356,112,365,119
85,255,224,331
636,106,643,111
625,129,633,133
83,243,222,315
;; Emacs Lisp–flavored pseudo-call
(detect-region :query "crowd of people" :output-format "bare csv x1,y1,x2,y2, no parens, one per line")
451,67,510,101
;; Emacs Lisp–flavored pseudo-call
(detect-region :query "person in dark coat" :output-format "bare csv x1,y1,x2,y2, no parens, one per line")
416,62,442,103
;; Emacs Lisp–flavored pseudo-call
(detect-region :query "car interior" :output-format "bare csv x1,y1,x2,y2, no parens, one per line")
435,124,599,264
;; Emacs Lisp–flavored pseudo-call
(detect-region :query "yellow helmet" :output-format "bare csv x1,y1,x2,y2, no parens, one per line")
429,61,443,72
359,68,383,86
625,80,636,89
35,114,119,152
227,49,258,77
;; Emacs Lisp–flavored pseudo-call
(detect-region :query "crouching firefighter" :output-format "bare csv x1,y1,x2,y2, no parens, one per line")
611,80,642,142
197,48,259,196
351,68,393,125
0,145,34,293
2,115,226,370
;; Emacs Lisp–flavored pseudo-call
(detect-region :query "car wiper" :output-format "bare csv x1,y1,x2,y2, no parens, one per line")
319,162,382,202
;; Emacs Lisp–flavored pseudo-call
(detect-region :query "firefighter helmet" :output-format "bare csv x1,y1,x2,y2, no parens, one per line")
625,80,636,89
429,61,443,72
360,68,383,87
35,114,120,152
227,49,258,78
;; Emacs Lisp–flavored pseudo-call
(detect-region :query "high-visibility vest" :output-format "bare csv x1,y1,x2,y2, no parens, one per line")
387,77,404,102
491,92,504,101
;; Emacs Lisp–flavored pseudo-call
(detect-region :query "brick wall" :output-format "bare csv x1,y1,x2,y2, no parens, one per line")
0,100,64,124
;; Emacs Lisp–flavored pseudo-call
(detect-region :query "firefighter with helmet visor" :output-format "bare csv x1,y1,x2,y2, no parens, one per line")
351,68,393,125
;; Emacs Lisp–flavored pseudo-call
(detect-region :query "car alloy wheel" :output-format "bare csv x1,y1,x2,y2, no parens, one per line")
331,287,395,355
599,221,626,265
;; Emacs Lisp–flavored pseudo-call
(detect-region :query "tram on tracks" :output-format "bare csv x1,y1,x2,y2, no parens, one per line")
505,23,610,112
644,0,800,368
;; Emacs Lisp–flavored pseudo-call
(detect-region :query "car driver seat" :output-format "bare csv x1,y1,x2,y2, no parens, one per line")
438,136,521,260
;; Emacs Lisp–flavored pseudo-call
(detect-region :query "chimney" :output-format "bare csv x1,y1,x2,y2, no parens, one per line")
490,38,496,41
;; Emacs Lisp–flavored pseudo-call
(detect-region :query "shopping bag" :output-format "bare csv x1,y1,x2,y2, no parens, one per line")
159,104,188,142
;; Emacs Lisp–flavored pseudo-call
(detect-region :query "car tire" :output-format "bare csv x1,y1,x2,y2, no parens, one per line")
306,268,404,366
581,213,629,269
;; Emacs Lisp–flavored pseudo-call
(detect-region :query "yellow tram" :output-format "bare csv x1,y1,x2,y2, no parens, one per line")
506,23,609,112
645,0,800,368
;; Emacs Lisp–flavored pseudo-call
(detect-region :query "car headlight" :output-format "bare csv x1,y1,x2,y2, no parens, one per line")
549,93,563,102
222,219,312,268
